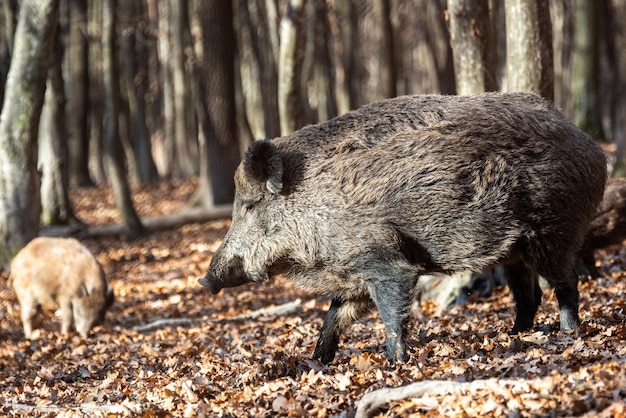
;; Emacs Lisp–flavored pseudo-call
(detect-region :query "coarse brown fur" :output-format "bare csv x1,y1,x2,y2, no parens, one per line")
11,237,114,339
200,92,607,364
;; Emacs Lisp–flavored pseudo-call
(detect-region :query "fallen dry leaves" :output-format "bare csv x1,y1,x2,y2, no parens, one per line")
0,178,625,417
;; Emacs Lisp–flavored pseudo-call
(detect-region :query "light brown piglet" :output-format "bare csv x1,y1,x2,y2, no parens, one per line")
11,237,114,338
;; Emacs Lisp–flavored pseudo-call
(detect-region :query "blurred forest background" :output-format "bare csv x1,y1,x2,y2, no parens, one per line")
0,0,625,267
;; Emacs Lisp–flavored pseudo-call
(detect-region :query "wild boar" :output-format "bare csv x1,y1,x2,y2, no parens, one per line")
11,237,114,339
199,92,607,364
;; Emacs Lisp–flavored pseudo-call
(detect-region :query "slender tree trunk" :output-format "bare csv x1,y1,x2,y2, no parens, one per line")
102,0,145,239
608,0,626,175
278,0,307,135
66,0,93,187
448,0,496,94
88,0,106,184
504,0,554,101
313,0,338,121
190,0,240,207
237,0,280,138
170,0,196,177
157,0,177,178
0,0,18,109
0,0,60,268
378,0,396,99
121,0,159,184
327,0,352,114
39,25,80,226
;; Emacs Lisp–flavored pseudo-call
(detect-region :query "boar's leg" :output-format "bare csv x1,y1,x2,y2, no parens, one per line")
313,297,374,364
59,296,75,335
539,263,580,332
505,261,542,334
553,281,580,331
369,280,416,364
18,294,37,339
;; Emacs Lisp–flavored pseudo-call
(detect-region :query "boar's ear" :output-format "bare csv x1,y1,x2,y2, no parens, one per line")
76,284,89,298
243,140,283,194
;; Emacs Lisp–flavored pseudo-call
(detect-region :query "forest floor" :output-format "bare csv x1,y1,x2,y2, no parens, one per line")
1,178,625,417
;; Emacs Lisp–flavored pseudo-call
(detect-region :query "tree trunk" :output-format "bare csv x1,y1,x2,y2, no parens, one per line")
88,0,106,184
0,0,18,109
571,0,602,136
39,25,80,226
0,0,60,269
102,0,145,239
65,0,93,187
157,0,177,178
312,0,338,121
190,0,240,207
448,0,496,95
170,0,197,177
237,0,281,139
278,0,307,135
504,0,554,101
120,0,159,184
611,0,626,176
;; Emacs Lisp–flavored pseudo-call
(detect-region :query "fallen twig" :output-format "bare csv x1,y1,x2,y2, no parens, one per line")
132,300,302,332
133,318,194,333
355,377,547,418
233,299,302,320
40,205,233,238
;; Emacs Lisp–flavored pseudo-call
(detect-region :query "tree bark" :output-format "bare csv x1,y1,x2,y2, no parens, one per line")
0,0,18,109
170,0,197,177
87,0,106,184
240,0,281,139
0,0,60,268
448,0,496,94
65,0,93,187
190,0,240,207
157,0,177,178
39,25,80,226
120,0,159,184
102,0,145,239
278,0,307,135
504,0,554,101
571,0,602,135
611,0,626,175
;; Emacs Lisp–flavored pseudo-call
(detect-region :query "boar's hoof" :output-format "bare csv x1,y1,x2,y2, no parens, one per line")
198,276,222,295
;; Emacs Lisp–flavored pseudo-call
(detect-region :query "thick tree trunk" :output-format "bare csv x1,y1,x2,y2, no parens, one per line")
102,0,145,239
504,0,554,101
448,0,495,95
191,0,240,207
0,0,60,268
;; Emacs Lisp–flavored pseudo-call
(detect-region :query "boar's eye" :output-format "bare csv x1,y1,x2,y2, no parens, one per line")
241,200,258,215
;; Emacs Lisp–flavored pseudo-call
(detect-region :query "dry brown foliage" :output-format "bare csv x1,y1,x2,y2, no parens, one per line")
1,179,625,417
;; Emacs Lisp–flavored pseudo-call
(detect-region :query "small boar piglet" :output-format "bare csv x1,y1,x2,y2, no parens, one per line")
11,237,114,339
199,92,607,364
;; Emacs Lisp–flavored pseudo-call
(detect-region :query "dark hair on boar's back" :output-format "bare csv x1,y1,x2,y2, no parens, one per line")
200,92,608,365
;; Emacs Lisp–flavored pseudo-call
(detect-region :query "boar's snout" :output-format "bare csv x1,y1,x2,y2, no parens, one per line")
199,255,260,294
198,273,225,295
